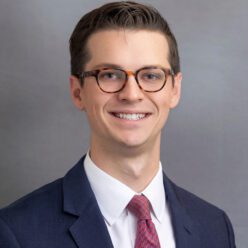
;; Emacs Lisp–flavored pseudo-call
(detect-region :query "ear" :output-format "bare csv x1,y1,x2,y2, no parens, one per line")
169,72,182,109
69,75,85,111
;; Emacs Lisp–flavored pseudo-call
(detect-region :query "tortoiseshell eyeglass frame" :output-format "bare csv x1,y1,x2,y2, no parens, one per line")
77,66,175,93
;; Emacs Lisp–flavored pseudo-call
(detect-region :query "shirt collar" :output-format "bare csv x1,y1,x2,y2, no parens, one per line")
141,164,165,223
84,153,166,225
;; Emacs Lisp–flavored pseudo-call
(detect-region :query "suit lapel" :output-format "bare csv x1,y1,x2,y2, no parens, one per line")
62,156,202,247
62,156,113,248
69,202,113,248
163,174,202,248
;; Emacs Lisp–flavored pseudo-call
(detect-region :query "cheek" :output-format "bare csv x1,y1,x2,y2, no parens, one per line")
83,94,109,121
152,93,171,110
158,89,176,110
158,106,170,123
153,96,172,124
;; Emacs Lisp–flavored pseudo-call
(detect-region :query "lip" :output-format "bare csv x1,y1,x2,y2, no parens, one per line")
109,111,151,121
110,110,150,114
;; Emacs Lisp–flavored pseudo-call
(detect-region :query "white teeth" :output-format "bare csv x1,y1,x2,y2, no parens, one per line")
115,113,146,120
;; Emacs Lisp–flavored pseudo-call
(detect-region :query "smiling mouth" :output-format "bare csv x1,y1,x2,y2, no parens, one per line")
111,113,150,121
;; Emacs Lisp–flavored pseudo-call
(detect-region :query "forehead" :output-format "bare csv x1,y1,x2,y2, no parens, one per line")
85,29,170,70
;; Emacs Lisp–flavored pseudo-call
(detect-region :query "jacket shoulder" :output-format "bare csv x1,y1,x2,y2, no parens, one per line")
0,178,63,223
171,180,236,247
170,179,227,218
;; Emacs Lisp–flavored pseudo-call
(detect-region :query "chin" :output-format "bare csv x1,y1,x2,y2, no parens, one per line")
117,137,149,150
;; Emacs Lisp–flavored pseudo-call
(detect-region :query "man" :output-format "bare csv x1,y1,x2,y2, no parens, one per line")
0,1,236,247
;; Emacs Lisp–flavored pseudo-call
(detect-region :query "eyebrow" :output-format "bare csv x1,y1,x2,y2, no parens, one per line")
91,63,166,70
91,63,123,70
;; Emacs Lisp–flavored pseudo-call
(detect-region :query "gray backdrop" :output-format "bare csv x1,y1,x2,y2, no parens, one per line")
0,0,247,247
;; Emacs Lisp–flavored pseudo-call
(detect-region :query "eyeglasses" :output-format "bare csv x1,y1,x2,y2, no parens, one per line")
78,66,174,93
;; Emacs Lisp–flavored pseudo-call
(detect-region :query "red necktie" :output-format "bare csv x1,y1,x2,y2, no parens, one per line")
127,195,161,248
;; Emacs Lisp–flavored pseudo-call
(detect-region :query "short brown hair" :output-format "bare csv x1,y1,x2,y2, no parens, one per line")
69,1,180,77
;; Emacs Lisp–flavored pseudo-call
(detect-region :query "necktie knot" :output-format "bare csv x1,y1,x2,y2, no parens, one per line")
127,195,151,220
127,195,161,248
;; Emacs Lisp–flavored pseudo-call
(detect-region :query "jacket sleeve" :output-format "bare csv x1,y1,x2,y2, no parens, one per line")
0,217,21,248
223,212,236,248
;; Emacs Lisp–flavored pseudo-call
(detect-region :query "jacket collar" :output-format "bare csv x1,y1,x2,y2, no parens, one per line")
163,173,201,247
63,156,113,248
62,156,201,248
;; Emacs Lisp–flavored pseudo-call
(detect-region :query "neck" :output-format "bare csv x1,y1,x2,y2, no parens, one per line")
89,138,161,192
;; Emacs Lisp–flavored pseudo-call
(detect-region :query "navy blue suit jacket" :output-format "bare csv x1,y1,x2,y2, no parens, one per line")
0,156,236,247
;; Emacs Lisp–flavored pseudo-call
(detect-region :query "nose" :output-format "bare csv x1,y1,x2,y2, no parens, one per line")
117,72,144,102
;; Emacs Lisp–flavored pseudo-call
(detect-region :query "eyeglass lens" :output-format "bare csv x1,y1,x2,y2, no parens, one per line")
97,68,167,93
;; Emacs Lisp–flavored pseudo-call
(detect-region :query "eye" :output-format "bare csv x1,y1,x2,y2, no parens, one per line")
140,71,163,82
103,72,117,79
99,70,123,81
144,73,160,80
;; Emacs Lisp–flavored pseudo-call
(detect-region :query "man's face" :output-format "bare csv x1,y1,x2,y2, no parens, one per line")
70,29,181,151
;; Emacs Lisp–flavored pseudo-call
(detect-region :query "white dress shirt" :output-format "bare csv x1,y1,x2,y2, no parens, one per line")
84,153,175,248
